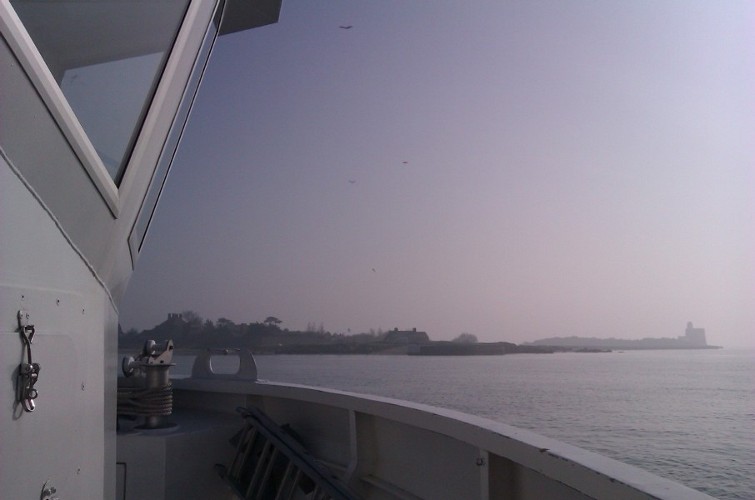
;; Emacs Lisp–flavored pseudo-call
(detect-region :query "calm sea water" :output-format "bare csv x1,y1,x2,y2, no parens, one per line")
240,349,752,500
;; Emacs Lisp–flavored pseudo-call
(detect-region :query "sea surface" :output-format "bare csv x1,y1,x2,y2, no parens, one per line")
173,349,753,499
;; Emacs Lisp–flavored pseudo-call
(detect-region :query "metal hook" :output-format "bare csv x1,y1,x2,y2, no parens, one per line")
23,397,35,412
16,310,40,413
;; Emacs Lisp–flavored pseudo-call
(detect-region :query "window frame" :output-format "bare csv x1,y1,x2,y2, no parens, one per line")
0,0,214,218
127,1,225,265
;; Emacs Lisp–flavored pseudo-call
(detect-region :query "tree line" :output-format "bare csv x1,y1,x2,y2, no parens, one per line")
119,311,482,352
119,311,391,350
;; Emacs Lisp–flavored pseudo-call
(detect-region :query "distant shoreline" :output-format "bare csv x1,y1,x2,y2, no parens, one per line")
121,316,722,356
153,342,722,357
525,337,721,351
528,344,721,351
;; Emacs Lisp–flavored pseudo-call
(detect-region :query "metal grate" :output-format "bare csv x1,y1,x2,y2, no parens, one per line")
220,406,359,500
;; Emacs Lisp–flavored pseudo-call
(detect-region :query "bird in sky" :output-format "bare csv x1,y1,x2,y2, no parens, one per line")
348,179,356,184
402,161,408,164
339,25,353,30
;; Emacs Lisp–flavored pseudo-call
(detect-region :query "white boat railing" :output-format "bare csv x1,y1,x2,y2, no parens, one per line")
158,354,713,500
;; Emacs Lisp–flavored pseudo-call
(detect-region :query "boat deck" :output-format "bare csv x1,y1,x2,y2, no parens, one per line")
117,368,715,500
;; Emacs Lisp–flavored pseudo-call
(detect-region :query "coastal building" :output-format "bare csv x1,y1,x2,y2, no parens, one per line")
684,322,707,347
167,312,183,323
384,327,430,344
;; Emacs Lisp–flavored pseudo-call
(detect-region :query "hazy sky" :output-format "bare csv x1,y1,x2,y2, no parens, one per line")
120,1,755,348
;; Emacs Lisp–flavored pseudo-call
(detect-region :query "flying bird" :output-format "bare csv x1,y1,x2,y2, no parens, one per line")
372,268,376,273
402,161,408,164
348,179,356,184
339,25,353,30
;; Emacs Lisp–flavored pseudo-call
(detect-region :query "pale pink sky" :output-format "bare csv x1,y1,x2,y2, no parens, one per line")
121,1,755,348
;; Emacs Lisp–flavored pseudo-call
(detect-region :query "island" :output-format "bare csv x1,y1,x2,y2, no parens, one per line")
119,314,552,355
525,322,722,351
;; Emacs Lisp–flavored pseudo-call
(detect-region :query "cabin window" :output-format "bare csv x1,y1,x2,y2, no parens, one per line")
10,0,190,185
129,2,224,260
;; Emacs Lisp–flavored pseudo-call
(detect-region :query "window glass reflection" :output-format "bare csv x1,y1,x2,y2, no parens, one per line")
11,0,190,184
